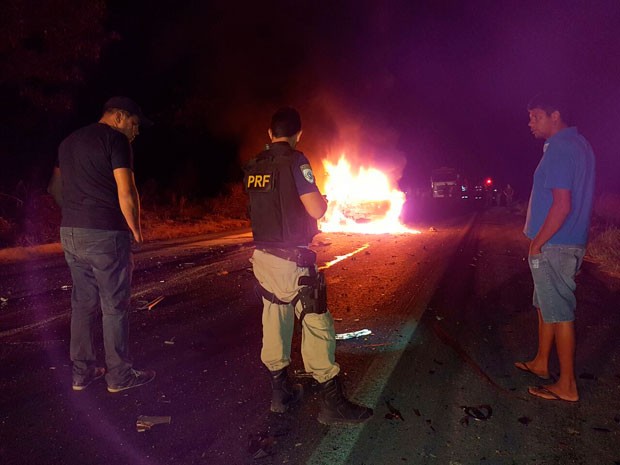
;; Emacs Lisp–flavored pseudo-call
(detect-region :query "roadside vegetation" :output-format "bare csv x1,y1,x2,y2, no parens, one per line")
0,182,249,250
587,193,620,276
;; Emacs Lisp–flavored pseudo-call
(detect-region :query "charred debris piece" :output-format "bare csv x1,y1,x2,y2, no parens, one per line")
136,415,171,432
460,405,493,426
385,400,405,421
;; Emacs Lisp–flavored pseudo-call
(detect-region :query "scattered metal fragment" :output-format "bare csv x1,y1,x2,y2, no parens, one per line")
164,337,176,345
156,392,171,404
139,295,165,310
248,432,275,459
518,416,532,425
60,285,72,290
362,342,390,349
384,401,404,421
460,405,492,423
136,415,171,432
335,329,372,340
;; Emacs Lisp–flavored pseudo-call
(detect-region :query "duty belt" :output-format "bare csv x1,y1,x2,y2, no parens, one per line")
257,247,316,267
257,247,303,262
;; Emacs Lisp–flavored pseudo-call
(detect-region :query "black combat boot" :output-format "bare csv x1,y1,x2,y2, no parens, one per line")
269,368,303,413
318,376,373,425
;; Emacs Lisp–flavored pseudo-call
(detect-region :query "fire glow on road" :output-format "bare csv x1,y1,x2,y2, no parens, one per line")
319,156,420,235
319,243,370,270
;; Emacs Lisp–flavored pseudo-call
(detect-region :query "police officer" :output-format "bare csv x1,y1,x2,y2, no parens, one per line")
245,107,373,424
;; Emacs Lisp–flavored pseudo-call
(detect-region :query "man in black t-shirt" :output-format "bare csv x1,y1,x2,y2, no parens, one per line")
48,97,155,393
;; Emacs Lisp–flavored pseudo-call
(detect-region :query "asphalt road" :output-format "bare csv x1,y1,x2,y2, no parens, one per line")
1,205,619,465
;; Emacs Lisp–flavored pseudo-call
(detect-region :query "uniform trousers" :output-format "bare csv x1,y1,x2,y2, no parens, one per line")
250,248,340,383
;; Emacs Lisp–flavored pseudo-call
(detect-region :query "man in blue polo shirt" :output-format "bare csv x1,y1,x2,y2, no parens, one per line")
514,94,595,402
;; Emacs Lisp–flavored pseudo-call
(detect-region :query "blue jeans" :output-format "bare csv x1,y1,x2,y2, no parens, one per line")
60,227,134,386
529,244,585,323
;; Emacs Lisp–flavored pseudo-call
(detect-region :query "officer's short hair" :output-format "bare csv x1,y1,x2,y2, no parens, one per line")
270,107,301,137
527,93,571,124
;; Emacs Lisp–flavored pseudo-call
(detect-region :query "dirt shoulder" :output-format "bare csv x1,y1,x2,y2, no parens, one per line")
0,217,250,265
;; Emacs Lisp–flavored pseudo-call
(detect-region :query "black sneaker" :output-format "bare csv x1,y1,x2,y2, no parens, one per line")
72,367,106,391
107,369,156,393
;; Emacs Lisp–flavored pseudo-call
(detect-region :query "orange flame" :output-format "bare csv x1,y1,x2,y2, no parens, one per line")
319,155,419,234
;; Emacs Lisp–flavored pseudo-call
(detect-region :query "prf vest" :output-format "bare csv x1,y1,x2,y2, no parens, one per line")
244,143,319,248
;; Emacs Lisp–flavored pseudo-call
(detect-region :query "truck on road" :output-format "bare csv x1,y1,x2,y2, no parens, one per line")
431,167,460,199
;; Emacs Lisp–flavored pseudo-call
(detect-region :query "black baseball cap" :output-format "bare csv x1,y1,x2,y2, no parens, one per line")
103,96,154,127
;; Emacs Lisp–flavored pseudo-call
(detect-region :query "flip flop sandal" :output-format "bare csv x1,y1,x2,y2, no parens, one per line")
528,386,579,403
514,361,551,380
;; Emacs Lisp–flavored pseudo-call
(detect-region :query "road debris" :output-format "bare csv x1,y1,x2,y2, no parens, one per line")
60,285,72,290
0,296,8,307
136,415,171,432
164,337,176,345
139,295,165,310
592,427,611,433
247,432,275,459
385,400,404,421
216,270,229,276
335,329,372,340
459,405,492,426
156,392,171,404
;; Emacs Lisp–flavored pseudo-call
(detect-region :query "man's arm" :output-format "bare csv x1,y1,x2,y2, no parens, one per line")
47,167,63,207
529,188,571,255
300,191,328,219
113,167,143,243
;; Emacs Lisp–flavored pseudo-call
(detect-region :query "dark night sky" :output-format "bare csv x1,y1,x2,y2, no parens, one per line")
3,0,620,200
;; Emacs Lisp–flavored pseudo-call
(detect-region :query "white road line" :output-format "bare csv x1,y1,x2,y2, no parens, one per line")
0,313,69,338
306,219,472,465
